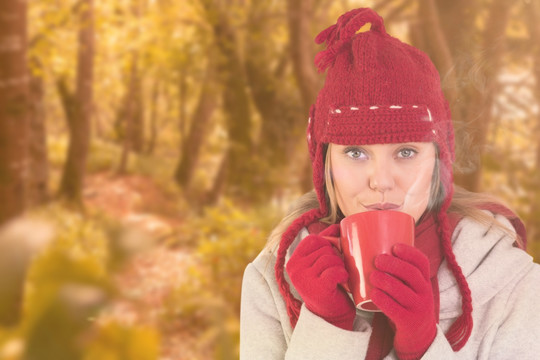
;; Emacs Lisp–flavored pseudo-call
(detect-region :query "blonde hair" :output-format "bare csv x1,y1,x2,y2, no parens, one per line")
267,144,520,250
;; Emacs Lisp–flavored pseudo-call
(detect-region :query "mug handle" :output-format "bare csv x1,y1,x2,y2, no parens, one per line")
322,236,351,293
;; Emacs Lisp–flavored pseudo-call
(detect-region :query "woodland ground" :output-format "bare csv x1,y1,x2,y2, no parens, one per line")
83,173,212,360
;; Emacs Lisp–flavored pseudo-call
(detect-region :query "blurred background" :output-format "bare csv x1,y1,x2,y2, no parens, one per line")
1,0,539,359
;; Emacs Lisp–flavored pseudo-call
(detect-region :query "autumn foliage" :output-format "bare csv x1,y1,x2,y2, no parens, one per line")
1,0,540,359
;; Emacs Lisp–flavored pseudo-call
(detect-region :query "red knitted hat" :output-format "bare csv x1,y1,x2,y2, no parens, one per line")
275,8,473,351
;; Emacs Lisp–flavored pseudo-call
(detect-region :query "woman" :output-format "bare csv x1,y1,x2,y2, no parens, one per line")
240,8,540,360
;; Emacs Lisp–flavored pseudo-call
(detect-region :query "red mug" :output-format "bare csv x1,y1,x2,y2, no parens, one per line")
325,210,415,311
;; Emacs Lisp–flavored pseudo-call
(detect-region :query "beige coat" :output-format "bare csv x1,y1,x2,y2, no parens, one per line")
240,212,540,359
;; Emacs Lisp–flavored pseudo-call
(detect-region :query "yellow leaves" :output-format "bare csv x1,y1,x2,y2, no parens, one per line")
161,200,280,357
22,207,112,336
83,321,160,360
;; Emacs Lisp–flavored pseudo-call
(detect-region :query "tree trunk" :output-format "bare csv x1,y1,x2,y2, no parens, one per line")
201,1,253,202
115,54,144,160
28,59,49,206
287,0,322,193
177,66,187,169
58,0,94,207
453,0,512,191
117,106,131,175
174,60,217,193
218,44,252,200
414,0,512,192
415,0,458,106
130,65,144,153
429,0,480,187
146,79,160,155
205,154,228,207
129,0,144,153
287,0,320,114
0,0,29,224
244,1,305,200
117,55,140,174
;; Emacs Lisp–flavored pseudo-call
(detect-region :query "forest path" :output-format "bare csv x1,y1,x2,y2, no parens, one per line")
82,173,205,360
83,172,182,237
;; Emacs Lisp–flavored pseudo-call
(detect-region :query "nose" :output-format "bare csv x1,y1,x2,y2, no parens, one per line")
368,159,395,193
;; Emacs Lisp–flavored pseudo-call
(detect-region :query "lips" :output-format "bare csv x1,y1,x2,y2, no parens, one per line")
363,203,401,210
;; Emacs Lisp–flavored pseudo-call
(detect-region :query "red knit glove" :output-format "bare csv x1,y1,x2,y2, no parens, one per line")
286,224,356,330
370,243,437,360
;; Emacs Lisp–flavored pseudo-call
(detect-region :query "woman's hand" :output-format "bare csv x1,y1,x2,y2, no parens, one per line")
371,243,437,360
286,224,356,330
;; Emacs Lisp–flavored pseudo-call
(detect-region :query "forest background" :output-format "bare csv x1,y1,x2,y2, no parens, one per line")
1,0,540,359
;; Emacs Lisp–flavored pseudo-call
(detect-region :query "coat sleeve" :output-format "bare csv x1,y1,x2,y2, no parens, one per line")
418,327,458,359
487,264,540,359
286,304,373,359
240,262,288,359
240,261,378,359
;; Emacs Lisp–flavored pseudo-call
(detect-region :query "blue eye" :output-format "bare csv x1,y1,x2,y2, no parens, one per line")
344,147,367,159
397,148,417,158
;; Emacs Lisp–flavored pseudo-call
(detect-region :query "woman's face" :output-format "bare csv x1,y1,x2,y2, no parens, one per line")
329,142,436,222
